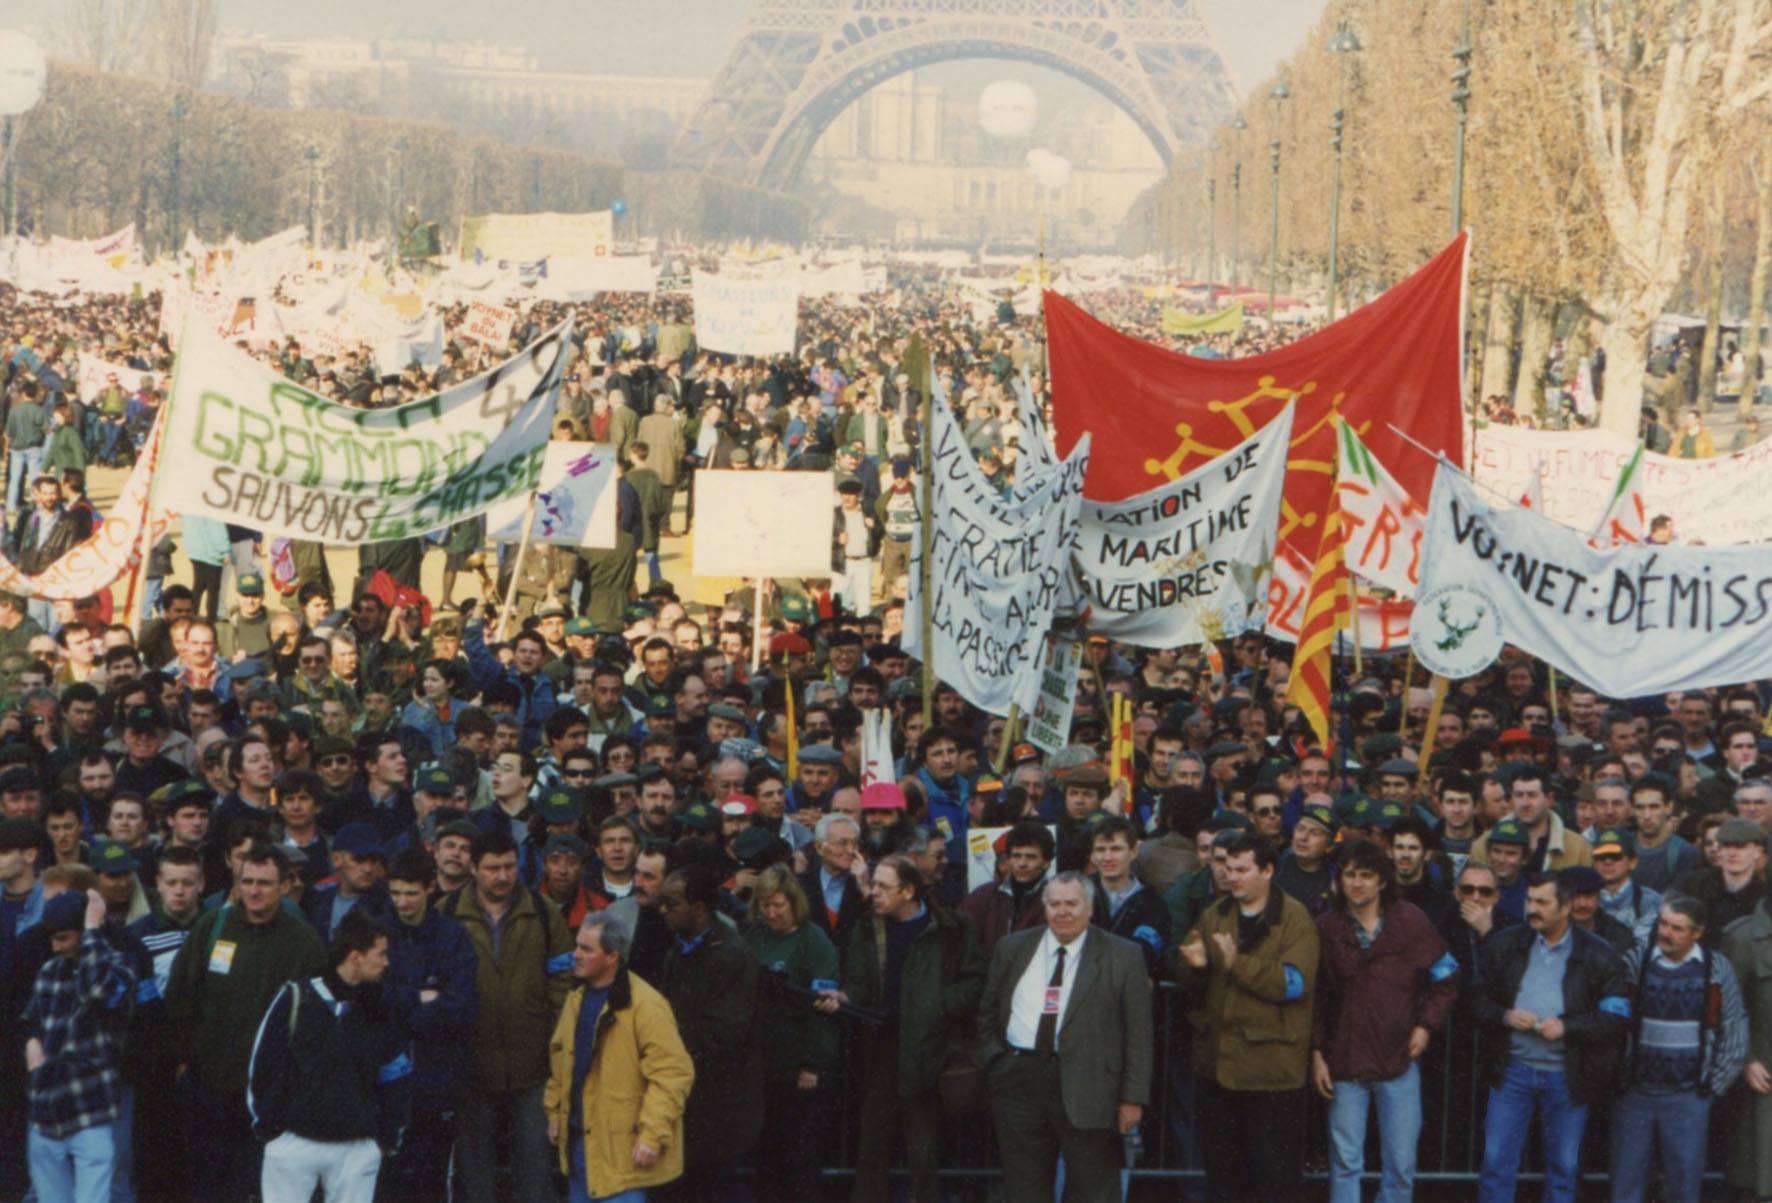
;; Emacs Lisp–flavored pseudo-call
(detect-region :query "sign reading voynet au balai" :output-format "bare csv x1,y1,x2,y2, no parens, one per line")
163,322,570,544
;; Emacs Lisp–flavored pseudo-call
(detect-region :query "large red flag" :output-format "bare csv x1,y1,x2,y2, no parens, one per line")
1046,232,1467,571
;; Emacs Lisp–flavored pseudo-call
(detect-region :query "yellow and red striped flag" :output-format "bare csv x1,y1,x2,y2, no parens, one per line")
1284,437,1352,748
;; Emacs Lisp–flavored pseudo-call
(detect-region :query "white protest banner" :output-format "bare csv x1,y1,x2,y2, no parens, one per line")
1267,543,1414,651
459,211,613,263
1338,419,1425,595
1418,461,1772,696
904,406,1091,717
0,415,172,600
159,322,570,543
692,271,799,356
487,442,617,549
159,287,279,346
691,471,835,578
1077,406,1291,645
49,223,137,268
1469,422,1772,544
533,255,658,300
1024,637,1083,758
462,300,517,347
374,314,445,371
76,356,152,403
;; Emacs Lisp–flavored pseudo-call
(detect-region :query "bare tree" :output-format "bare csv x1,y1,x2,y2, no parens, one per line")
1575,0,1772,436
69,0,148,72
143,0,216,91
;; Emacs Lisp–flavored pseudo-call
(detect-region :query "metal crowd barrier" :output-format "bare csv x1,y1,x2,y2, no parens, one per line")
808,982,1730,1187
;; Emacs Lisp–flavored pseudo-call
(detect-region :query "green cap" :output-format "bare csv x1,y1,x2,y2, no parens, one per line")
1591,827,1634,857
416,766,456,795
91,838,139,875
622,602,656,623
779,594,811,621
236,572,264,596
1488,818,1529,847
536,787,583,824
676,800,720,833
1297,804,1339,836
733,826,788,869
565,616,597,637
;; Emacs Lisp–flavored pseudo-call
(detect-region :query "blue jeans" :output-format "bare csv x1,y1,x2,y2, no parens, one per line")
567,1139,647,1203
1328,1061,1421,1203
1478,1060,1587,1203
139,577,163,625
28,1122,115,1203
10,444,42,508
110,1085,134,1203
1609,1088,1711,1203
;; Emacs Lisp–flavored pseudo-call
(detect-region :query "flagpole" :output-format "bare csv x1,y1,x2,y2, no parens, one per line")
1416,675,1450,790
750,577,766,677
1398,647,1414,737
918,344,936,731
497,496,538,642
993,704,1020,777
1346,576,1363,678
1547,664,1560,726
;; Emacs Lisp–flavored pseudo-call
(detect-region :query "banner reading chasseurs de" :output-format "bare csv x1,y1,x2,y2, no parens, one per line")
691,272,799,356
1076,405,1292,645
1419,461,1772,696
161,322,571,544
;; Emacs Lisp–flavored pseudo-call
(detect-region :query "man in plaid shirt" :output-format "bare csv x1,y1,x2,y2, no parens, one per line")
22,888,137,1203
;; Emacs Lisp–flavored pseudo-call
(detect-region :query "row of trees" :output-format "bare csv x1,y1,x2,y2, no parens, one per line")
4,62,809,254
1128,0,1772,436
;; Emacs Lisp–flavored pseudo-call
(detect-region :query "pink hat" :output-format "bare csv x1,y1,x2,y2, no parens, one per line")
860,782,907,811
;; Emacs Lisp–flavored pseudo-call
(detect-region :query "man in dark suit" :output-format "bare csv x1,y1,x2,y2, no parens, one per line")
976,870,1154,1203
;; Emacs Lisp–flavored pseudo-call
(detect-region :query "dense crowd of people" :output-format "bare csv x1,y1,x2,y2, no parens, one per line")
2,267,1771,1203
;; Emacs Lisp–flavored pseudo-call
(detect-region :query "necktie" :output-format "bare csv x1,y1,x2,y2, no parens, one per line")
1034,945,1067,1058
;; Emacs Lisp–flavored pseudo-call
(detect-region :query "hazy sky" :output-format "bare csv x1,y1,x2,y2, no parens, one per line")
198,0,1329,98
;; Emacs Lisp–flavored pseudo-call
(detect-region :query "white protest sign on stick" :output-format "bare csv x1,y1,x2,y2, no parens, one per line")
1418,461,1772,696
692,271,799,356
691,471,835,578
462,301,517,347
487,442,618,549
1076,405,1291,645
160,322,570,544
1024,637,1083,758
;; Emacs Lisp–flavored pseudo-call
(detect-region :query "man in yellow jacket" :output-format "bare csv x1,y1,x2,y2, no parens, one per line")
545,912,694,1203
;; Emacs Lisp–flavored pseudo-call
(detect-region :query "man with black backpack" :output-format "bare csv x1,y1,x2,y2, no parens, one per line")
246,908,413,1203
1613,894,1747,1203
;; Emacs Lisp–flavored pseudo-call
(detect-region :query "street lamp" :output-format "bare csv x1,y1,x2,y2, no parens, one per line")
1266,80,1290,328
304,145,320,249
1230,114,1247,289
1326,21,1362,322
168,93,187,254
1206,168,1217,284
1451,0,1472,233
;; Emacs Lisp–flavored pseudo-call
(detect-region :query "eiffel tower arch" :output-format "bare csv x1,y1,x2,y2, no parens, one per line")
671,0,1239,192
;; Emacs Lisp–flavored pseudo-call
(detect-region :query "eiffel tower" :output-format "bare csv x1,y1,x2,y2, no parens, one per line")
671,0,1239,191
